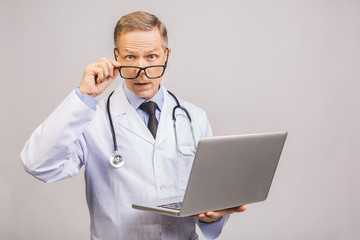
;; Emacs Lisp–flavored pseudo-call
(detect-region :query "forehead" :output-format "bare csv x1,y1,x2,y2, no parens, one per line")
117,28,164,52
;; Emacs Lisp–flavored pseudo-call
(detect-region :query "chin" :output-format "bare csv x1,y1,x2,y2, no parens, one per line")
135,90,154,100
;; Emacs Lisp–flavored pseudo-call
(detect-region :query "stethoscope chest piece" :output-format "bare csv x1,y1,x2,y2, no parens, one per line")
109,152,124,168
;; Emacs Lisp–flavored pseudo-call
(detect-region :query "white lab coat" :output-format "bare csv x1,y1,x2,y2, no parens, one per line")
21,84,228,240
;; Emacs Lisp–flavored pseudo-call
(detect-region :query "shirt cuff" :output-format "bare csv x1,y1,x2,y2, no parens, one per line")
75,88,98,110
198,216,223,226
197,215,229,239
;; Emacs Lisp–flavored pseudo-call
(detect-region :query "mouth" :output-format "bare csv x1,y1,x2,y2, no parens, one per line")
133,82,151,89
134,82,150,86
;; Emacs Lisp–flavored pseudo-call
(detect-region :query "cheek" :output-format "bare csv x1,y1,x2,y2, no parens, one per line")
124,80,133,90
154,78,162,85
152,79,162,90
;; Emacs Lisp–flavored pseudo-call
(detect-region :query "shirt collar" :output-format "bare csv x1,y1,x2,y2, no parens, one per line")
123,83,164,111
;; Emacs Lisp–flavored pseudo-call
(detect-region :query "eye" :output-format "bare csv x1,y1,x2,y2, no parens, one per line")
125,55,134,60
148,54,156,60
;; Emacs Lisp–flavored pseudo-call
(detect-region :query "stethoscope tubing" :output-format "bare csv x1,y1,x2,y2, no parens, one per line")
107,90,197,167
107,91,118,152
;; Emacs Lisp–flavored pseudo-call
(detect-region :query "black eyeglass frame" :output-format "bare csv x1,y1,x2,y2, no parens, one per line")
113,48,169,80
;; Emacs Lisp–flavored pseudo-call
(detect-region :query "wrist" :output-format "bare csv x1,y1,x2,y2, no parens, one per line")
75,88,99,110
78,86,96,98
199,216,222,224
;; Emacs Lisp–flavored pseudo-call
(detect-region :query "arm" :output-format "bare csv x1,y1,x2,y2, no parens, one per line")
20,57,120,183
20,90,96,182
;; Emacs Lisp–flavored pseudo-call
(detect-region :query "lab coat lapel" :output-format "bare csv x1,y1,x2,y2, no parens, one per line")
155,87,176,148
110,85,154,144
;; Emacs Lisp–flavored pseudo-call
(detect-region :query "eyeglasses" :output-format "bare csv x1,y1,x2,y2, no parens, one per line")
115,48,169,80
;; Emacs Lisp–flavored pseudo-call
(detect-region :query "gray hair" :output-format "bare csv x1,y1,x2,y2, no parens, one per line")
114,11,168,50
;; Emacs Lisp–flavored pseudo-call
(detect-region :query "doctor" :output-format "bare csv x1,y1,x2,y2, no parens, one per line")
21,11,246,239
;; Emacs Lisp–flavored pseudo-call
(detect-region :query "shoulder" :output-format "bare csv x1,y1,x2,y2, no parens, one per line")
165,91,212,138
164,90,209,124
96,85,126,113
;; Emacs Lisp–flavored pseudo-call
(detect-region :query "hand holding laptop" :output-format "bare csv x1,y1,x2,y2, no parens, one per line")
190,204,247,223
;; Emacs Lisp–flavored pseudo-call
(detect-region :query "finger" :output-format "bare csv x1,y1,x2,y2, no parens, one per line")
222,205,247,214
113,67,120,78
190,205,248,223
85,63,99,80
235,204,247,212
109,58,121,67
203,206,244,219
196,212,222,223
93,67,105,84
97,62,109,80
101,58,114,77
203,211,225,219
205,211,220,218
194,210,226,220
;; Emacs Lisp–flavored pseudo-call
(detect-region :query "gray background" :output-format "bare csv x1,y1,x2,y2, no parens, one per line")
0,0,359,239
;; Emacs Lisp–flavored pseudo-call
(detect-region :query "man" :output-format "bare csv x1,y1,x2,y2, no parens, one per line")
21,11,246,239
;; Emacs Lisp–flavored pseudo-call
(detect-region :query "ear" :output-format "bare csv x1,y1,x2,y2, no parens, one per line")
166,48,171,63
113,48,119,61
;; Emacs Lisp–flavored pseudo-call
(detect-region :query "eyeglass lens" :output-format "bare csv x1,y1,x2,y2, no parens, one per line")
120,66,165,79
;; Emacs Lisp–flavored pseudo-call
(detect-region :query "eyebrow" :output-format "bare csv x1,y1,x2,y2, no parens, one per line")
121,48,162,54
121,49,138,54
144,48,162,54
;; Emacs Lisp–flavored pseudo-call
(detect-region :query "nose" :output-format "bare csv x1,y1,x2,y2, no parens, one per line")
138,68,146,78
137,57,148,68
137,58,149,78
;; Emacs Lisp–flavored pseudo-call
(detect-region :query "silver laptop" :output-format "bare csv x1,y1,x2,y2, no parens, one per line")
132,131,287,217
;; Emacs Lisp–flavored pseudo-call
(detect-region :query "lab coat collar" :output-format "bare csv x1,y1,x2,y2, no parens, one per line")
109,83,176,146
155,86,176,148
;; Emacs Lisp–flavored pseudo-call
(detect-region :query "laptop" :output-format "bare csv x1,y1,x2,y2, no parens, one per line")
132,131,287,217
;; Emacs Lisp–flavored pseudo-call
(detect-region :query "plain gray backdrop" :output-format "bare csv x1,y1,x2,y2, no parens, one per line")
1,0,359,239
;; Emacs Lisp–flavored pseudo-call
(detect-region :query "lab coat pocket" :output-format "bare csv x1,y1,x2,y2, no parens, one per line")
178,154,194,193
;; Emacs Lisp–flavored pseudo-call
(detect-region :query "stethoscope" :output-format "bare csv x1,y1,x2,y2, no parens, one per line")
107,90,197,168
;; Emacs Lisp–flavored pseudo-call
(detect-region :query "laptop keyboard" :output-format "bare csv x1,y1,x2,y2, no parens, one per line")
158,202,182,210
